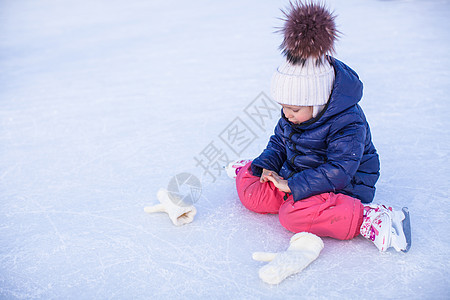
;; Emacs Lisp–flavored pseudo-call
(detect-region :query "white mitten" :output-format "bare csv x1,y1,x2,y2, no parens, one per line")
252,232,324,285
144,188,197,226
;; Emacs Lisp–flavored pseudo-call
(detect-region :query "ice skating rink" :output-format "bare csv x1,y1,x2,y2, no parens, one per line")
1,0,449,298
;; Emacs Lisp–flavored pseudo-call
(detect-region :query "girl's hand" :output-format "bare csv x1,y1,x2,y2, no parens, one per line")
264,171,291,193
260,169,273,183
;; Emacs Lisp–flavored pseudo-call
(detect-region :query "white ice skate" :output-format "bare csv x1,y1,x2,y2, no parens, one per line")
225,159,252,179
360,205,411,253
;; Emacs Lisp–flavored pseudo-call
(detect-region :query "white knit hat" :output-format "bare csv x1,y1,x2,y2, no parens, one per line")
271,58,335,110
272,2,339,118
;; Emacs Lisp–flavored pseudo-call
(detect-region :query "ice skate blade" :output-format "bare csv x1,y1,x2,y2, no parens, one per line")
401,207,412,253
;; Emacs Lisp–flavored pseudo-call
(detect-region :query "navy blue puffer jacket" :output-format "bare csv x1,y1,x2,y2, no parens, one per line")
251,58,380,204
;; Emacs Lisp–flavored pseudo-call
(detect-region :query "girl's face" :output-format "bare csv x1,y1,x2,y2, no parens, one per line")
282,105,313,124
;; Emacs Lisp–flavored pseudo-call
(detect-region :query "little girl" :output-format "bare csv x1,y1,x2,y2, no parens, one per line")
227,2,410,253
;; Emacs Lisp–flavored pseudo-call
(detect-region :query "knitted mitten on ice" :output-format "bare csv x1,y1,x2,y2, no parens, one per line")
252,232,324,285
144,188,197,226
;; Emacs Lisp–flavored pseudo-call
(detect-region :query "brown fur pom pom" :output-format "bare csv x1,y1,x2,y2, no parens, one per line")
279,1,339,64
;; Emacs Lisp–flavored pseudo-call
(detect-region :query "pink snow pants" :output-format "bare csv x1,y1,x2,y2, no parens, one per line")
236,162,364,240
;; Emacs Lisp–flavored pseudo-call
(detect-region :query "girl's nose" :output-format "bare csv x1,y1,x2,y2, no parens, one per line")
283,108,291,117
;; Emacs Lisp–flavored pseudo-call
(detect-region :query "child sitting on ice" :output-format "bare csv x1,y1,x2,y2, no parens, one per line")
145,2,411,285
227,2,411,254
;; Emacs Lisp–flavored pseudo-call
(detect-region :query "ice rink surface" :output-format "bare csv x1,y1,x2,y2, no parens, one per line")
1,0,449,298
